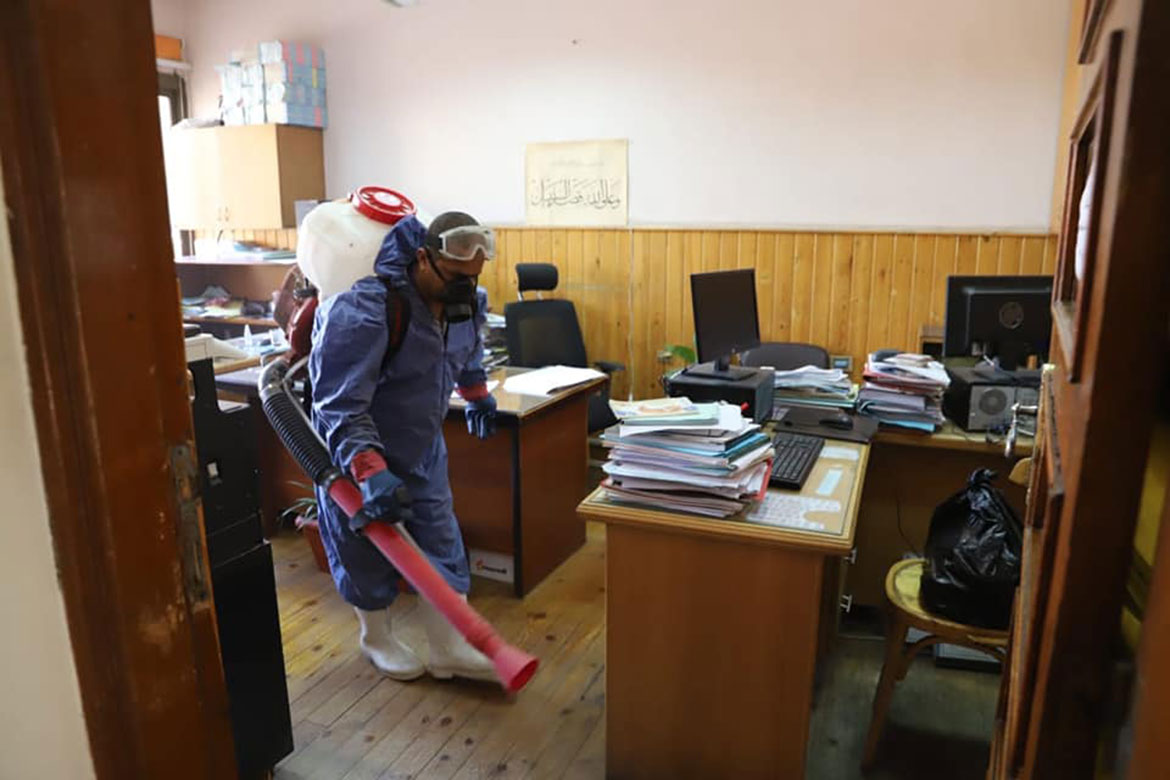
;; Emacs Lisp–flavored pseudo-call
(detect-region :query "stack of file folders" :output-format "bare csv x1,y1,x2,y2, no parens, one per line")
858,351,949,432
600,399,773,518
772,366,858,411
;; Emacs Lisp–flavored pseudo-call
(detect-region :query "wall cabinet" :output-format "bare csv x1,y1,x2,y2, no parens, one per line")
165,124,324,230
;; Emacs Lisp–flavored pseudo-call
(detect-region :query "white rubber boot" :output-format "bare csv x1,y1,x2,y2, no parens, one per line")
354,607,424,681
420,595,498,683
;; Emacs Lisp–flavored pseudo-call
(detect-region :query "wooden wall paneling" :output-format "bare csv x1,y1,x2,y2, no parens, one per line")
719,231,738,272
887,234,915,354
866,234,894,356
828,233,855,358
187,225,1056,400
567,229,585,343
1020,235,1045,275
581,230,603,365
998,235,1023,275
506,228,523,300
848,234,874,370
701,231,721,273
907,234,935,348
682,232,701,348
549,228,567,301
534,229,551,268
956,234,978,277
1042,235,1058,275
664,231,687,369
809,234,834,348
930,235,958,328
520,229,537,268
738,231,758,272
646,232,669,398
791,233,815,343
976,235,1000,275
630,232,650,399
755,233,775,341
601,230,631,399
506,228,523,299
772,233,795,343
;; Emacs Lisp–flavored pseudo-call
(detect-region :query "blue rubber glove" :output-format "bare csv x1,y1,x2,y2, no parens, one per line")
464,393,498,439
349,450,413,529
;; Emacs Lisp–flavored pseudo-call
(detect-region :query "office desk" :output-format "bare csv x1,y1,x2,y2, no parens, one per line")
578,441,869,779
847,422,1031,608
448,367,607,596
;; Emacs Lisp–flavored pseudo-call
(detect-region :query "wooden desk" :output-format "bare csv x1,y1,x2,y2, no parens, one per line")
447,367,607,596
578,441,869,779
848,421,1031,607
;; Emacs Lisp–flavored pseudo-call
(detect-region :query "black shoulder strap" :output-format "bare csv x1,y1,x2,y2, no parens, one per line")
380,277,411,369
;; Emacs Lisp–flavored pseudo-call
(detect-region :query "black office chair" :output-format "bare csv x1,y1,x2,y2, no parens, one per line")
504,263,625,432
740,342,831,370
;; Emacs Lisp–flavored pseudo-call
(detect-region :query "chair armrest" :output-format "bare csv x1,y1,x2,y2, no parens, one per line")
594,360,626,375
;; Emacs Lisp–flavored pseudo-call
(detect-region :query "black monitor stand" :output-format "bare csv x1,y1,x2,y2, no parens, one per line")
685,354,758,381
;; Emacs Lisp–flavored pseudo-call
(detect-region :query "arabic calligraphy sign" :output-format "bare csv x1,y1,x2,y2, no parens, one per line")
525,139,628,227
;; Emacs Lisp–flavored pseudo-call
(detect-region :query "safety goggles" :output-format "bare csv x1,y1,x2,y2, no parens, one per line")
429,225,496,262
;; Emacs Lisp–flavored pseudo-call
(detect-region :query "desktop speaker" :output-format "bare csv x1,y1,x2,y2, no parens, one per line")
943,366,1040,432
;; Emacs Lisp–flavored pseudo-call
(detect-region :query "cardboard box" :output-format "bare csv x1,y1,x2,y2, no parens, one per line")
259,40,325,68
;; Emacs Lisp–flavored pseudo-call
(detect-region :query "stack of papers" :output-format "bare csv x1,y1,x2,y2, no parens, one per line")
600,401,773,518
858,352,949,432
610,397,702,420
772,366,858,411
502,365,605,396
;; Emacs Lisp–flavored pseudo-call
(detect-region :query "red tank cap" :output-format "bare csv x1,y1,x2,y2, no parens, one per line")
350,186,416,225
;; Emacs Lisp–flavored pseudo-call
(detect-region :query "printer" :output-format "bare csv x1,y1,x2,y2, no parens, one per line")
664,364,775,423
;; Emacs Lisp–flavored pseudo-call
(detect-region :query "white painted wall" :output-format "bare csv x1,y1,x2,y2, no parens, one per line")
185,0,1070,230
0,160,96,778
150,0,188,40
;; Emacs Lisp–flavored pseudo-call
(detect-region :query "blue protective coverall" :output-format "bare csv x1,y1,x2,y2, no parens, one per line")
309,216,487,610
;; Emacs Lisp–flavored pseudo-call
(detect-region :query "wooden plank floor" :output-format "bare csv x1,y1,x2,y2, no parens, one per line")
272,523,607,780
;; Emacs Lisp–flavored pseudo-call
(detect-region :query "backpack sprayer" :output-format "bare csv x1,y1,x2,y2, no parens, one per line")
257,189,538,693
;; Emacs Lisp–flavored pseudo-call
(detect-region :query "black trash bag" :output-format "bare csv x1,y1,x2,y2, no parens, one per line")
920,469,1023,630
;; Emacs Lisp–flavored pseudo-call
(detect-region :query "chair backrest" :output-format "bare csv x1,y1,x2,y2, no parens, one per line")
504,299,589,369
515,263,559,300
740,342,831,370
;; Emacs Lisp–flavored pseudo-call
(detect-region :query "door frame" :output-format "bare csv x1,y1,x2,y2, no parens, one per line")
0,0,236,777
993,0,1170,775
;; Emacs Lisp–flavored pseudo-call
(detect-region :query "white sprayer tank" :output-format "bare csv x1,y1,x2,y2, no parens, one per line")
297,187,422,300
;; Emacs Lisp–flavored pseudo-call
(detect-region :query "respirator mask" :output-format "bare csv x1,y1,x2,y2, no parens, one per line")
430,258,479,323
425,225,495,324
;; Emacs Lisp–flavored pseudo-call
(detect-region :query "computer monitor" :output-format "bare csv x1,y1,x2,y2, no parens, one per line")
943,275,1053,371
690,269,761,379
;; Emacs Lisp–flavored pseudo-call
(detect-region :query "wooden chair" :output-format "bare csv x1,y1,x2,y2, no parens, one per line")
861,558,1009,770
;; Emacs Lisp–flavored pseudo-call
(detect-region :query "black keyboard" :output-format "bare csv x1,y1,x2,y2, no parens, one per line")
769,431,825,490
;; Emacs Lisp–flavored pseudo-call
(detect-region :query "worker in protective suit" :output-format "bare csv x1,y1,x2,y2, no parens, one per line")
309,211,499,682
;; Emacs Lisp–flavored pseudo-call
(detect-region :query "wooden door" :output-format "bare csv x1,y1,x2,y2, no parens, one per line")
989,0,1170,777
0,0,238,776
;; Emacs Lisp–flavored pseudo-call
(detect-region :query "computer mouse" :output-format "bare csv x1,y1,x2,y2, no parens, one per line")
819,412,854,431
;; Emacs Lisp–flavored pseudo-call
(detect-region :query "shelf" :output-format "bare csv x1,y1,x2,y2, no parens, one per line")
175,255,296,267
184,315,279,328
